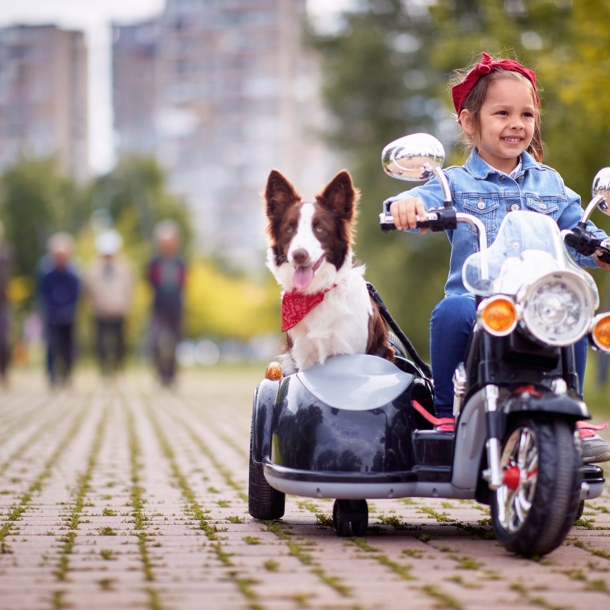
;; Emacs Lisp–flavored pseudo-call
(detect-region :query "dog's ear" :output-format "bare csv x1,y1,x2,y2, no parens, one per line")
265,170,301,218
316,171,359,221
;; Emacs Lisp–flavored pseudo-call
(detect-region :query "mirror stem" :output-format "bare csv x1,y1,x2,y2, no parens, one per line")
432,166,452,208
579,193,605,229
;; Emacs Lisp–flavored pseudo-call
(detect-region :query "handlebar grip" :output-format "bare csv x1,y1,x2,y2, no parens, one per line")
378,213,396,232
596,243,610,264
379,208,457,233
564,228,610,262
415,213,437,230
380,221,397,233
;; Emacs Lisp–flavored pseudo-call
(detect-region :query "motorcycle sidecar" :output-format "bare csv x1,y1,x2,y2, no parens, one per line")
249,354,465,537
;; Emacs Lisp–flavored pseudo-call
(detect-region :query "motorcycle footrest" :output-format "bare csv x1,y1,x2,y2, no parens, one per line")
412,430,454,467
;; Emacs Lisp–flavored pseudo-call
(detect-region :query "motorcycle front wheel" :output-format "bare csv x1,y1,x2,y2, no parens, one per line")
491,415,581,557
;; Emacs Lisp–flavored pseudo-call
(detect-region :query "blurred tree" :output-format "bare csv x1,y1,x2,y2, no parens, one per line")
428,0,610,296
309,0,610,356
185,260,278,340
309,0,455,355
0,157,87,278
88,156,193,268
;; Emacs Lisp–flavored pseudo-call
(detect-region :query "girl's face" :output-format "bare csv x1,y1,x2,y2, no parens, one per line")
460,78,537,174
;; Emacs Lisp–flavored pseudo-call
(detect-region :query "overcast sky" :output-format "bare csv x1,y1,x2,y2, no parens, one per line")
0,0,352,176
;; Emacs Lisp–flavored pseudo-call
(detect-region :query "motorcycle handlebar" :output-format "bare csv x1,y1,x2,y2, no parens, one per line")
563,227,610,264
379,206,489,279
379,207,458,233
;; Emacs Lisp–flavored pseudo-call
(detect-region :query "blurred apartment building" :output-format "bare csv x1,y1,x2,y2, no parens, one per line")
113,0,336,268
0,24,88,182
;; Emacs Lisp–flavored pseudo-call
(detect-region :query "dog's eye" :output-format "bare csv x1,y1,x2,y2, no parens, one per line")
315,225,324,234
285,226,293,234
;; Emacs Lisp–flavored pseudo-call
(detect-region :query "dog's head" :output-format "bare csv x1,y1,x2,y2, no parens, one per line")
264,170,360,292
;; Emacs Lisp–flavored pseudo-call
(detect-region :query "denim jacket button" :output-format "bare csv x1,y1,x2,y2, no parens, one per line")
510,204,520,212
540,202,547,210
477,201,486,210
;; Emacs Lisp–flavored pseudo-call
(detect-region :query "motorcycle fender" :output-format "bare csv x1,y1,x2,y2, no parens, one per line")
451,387,590,492
503,392,590,420
452,388,488,491
251,378,281,462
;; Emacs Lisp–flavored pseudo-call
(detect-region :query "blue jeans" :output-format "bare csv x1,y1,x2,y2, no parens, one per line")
430,295,588,418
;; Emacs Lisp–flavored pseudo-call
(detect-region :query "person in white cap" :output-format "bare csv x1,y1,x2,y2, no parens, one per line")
84,229,133,375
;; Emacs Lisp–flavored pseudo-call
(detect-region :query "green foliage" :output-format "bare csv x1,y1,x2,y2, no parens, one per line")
184,260,279,340
309,0,610,356
89,155,193,260
309,0,455,353
0,157,88,277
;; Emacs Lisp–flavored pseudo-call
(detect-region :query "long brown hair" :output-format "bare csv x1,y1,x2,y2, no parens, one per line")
450,61,544,162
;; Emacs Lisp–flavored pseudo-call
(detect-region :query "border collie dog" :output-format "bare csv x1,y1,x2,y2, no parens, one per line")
265,169,393,374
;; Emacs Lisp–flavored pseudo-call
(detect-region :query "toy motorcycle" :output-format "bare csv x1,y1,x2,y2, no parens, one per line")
248,133,610,557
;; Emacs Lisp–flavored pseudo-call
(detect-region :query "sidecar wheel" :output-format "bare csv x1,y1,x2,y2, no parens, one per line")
491,416,581,557
350,500,369,537
333,500,351,537
248,426,285,520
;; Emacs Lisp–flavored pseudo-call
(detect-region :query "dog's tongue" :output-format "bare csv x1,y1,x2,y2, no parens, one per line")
293,266,314,290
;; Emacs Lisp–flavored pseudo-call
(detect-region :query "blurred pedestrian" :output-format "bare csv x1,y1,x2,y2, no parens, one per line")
0,221,13,384
148,220,186,386
38,233,79,386
85,229,133,376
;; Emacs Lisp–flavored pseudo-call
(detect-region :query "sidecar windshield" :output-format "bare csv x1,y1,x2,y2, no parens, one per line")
463,211,599,304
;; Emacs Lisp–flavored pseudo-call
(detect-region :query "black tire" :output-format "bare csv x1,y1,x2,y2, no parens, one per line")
248,424,285,520
491,415,581,557
333,500,351,537
388,331,407,359
350,500,368,537
574,500,585,522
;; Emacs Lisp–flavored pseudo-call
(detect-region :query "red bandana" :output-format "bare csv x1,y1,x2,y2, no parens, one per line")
281,287,335,332
451,52,539,116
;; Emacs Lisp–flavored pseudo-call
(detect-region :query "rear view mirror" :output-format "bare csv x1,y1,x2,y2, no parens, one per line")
592,167,610,216
381,133,445,182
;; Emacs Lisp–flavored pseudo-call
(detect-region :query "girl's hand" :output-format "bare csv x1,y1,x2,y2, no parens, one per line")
389,198,428,233
594,253,610,270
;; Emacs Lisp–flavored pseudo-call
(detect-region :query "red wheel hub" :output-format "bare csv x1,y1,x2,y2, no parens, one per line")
503,465,520,491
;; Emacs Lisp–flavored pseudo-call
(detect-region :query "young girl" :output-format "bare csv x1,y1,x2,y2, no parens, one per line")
386,52,610,463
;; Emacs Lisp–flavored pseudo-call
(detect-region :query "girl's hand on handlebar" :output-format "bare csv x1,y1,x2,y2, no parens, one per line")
594,252,610,270
389,198,428,234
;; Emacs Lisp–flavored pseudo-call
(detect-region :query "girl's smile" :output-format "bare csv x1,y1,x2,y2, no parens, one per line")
460,78,537,174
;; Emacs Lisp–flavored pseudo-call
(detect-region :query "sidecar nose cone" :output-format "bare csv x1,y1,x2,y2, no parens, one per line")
296,354,412,411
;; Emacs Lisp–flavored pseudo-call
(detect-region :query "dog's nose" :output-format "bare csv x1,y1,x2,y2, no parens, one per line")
292,248,310,266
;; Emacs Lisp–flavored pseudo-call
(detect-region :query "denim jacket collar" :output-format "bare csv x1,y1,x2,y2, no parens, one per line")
464,149,538,180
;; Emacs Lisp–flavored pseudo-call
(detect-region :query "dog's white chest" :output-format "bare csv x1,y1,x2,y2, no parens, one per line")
287,273,372,371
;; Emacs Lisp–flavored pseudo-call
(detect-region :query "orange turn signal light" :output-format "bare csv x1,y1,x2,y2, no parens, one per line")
265,361,283,381
592,313,610,352
477,296,518,336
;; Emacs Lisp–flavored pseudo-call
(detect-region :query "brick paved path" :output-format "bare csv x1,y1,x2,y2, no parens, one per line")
0,368,609,610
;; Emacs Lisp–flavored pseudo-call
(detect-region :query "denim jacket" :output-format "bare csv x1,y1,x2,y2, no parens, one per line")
384,148,608,296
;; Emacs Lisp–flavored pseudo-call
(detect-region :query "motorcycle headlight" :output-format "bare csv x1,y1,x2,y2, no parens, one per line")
521,272,594,347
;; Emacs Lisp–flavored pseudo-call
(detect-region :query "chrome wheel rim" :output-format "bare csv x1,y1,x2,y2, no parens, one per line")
496,426,539,533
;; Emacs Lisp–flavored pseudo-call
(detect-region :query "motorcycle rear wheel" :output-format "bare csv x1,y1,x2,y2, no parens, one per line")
491,415,581,557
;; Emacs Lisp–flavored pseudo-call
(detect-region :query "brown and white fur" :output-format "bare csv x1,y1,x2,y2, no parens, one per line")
265,169,393,373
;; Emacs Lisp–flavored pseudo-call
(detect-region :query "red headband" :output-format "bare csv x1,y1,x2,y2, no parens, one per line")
451,52,539,116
